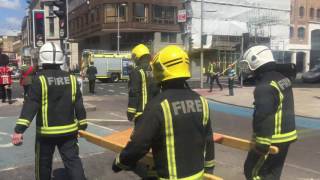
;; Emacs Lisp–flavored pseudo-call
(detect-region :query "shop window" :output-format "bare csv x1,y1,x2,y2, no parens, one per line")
161,33,177,43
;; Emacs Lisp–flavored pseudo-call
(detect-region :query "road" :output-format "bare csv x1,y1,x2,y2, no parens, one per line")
0,81,319,180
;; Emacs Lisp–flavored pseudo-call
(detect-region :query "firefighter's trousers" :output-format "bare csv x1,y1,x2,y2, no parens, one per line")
244,143,290,180
35,135,86,180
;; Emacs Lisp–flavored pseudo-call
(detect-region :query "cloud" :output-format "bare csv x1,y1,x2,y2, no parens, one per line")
0,0,21,9
0,28,20,36
5,17,21,26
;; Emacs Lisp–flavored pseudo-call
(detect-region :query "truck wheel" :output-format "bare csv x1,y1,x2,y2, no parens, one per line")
111,73,120,83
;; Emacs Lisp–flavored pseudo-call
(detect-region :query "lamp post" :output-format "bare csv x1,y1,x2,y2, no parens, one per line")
117,3,127,54
200,0,216,88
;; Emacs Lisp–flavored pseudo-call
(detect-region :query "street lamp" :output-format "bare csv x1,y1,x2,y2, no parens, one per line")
117,3,127,54
200,0,217,88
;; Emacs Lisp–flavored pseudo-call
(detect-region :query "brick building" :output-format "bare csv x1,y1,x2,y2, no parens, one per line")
68,0,184,58
290,0,320,72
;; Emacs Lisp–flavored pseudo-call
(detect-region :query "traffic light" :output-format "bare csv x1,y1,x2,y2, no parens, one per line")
53,0,67,38
53,0,67,19
32,10,45,48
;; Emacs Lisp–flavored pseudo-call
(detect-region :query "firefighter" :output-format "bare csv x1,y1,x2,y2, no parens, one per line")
112,45,215,179
127,44,159,123
240,45,297,180
86,61,97,94
11,42,88,180
208,61,223,92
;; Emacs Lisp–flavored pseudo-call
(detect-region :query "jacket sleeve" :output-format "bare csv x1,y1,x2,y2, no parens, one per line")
116,103,161,169
204,117,215,173
127,69,141,116
75,80,87,130
94,67,97,75
14,77,42,134
253,85,279,153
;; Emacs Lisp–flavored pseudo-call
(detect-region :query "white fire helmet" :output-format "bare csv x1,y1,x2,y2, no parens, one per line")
39,42,64,65
240,45,275,71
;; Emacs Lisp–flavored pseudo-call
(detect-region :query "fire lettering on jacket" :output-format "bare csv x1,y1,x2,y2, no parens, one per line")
172,100,202,116
47,77,71,86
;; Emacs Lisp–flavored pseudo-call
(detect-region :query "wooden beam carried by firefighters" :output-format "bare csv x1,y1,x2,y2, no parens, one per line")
79,129,223,180
79,128,279,180
214,133,279,154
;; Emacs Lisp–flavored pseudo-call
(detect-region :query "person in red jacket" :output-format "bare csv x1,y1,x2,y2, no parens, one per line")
0,49,12,104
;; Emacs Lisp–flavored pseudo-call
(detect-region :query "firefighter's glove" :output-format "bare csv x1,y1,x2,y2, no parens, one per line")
112,159,123,173
127,112,135,122
204,166,215,175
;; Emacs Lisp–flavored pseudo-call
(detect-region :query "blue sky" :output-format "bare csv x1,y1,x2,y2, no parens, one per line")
0,0,28,36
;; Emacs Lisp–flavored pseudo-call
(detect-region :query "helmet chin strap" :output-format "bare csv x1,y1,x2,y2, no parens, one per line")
50,42,56,64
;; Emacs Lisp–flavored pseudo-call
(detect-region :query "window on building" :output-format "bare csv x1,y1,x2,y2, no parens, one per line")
298,27,305,39
96,8,100,22
299,6,304,17
48,6,54,37
290,27,294,38
91,10,95,22
152,5,177,24
161,32,177,43
317,9,320,18
104,4,127,23
49,18,54,37
85,14,89,25
134,3,148,23
310,8,314,18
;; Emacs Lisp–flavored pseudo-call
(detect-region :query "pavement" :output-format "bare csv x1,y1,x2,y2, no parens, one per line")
0,81,320,180
195,86,320,119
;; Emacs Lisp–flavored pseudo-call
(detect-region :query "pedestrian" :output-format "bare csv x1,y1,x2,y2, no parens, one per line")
206,63,211,83
127,44,159,123
0,48,12,104
12,42,88,180
241,45,297,180
227,64,236,96
208,61,223,92
112,45,215,179
20,63,34,99
86,61,97,94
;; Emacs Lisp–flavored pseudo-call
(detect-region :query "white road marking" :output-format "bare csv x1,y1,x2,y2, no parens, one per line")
87,122,118,132
286,163,320,175
0,132,13,148
108,90,115,93
0,166,17,172
87,119,127,122
119,87,126,89
120,92,128,95
110,112,126,119
98,87,104,90
108,85,114,87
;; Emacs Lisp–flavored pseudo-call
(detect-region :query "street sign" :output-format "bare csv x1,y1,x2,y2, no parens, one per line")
178,9,187,23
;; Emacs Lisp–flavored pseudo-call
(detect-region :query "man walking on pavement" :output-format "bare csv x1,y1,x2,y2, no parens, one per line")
20,63,35,99
86,61,97,94
127,44,159,123
12,42,88,180
241,45,297,180
208,60,223,92
0,48,13,104
112,45,215,179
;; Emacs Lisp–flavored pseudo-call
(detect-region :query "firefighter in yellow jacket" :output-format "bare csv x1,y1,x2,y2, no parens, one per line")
113,45,215,179
12,42,88,180
127,44,159,123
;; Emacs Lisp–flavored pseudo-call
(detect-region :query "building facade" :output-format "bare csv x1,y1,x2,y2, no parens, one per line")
68,0,184,60
289,0,320,72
